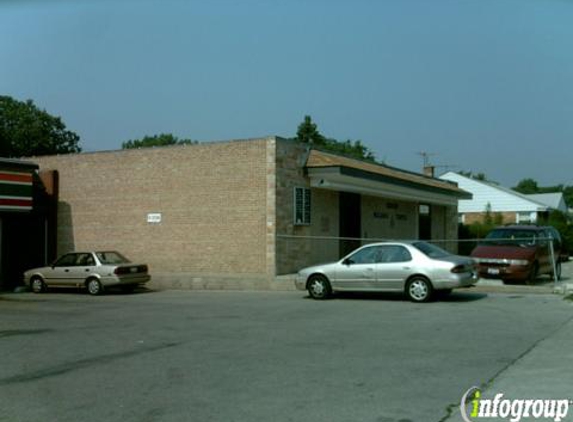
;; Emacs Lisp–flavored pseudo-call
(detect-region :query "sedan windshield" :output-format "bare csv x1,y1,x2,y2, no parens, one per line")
96,251,130,265
412,241,450,259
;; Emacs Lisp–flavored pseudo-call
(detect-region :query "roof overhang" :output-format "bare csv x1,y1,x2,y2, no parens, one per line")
308,166,470,206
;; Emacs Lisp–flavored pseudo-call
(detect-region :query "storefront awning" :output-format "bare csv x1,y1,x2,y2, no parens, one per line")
305,150,471,206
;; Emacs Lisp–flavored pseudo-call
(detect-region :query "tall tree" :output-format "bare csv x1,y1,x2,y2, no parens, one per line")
122,133,197,149
296,115,326,145
294,115,376,162
0,96,81,157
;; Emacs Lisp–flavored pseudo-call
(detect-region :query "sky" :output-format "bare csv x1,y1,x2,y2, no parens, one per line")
1,0,572,187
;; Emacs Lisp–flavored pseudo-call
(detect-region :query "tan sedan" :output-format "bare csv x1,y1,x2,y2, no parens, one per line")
24,251,150,295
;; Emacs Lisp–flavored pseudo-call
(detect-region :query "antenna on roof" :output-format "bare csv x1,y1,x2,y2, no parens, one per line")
417,151,436,167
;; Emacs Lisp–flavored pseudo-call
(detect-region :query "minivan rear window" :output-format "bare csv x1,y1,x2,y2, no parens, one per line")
484,229,540,246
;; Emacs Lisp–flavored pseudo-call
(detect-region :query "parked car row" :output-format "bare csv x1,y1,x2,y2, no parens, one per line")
21,225,566,300
295,225,567,302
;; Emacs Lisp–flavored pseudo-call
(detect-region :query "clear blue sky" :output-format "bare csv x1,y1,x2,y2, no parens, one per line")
1,0,572,187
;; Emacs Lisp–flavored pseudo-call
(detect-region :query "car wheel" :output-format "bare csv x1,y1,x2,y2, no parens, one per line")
406,277,433,302
551,261,562,281
86,278,104,296
307,275,331,300
525,263,539,285
30,276,46,293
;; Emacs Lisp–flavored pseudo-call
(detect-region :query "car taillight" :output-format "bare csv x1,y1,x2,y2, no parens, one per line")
114,267,129,275
451,265,466,274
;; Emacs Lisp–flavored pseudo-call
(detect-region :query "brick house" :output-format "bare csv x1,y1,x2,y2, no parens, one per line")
32,137,470,290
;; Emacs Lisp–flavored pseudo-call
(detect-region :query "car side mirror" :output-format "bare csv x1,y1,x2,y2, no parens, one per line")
342,258,353,266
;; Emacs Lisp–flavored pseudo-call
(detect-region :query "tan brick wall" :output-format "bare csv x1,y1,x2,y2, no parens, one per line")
274,140,312,274
33,139,273,284
443,205,460,253
309,189,340,264
431,205,446,240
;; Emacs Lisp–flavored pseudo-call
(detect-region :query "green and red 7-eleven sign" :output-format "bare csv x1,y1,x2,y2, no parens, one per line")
0,166,34,211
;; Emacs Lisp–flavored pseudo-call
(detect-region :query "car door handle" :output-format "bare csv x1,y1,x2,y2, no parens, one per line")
65,269,70,272
85,269,90,272
402,267,411,270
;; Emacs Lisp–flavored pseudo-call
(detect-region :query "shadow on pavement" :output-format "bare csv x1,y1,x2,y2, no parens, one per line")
314,291,488,303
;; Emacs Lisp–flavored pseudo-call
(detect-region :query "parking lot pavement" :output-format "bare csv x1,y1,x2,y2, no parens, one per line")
0,289,572,422
442,310,573,422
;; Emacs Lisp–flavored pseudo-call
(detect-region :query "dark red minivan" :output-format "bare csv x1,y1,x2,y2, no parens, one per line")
470,225,563,284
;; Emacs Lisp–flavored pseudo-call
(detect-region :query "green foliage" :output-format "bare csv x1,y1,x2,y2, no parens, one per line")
122,133,197,149
564,186,573,210
295,115,376,162
513,178,539,194
0,96,81,157
513,178,573,208
542,210,573,253
296,115,324,145
458,171,490,182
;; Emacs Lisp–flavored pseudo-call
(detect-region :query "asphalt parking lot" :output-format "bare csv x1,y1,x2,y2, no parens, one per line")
1,287,572,422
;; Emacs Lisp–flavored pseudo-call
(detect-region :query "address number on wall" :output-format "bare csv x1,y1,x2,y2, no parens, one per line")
147,213,162,224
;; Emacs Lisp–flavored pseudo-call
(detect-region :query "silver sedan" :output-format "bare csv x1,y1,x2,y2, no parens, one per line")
295,241,477,302
24,251,151,295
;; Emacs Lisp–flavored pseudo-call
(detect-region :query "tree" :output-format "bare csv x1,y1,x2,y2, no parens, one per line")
563,186,573,209
294,115,376,162
0,96,81,157
513,178,573,208
296,115,325,145
122,133,197,149
459,171,490,182
513,178,539,194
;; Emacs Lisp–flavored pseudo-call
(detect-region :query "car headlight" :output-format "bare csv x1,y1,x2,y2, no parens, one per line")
509,259,529,266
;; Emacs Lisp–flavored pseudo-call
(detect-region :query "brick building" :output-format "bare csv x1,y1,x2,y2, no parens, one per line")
32,137,470,290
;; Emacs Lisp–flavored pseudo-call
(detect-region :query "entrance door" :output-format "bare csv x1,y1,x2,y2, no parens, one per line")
339,192,361,257
419,204,432,240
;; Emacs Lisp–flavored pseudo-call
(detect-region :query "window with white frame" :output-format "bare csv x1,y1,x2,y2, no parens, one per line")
294,187,311,225
517,212,533,223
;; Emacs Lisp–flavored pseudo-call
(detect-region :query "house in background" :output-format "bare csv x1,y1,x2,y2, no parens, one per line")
525,193,568,214
31,137,470,290
439,172,564,225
